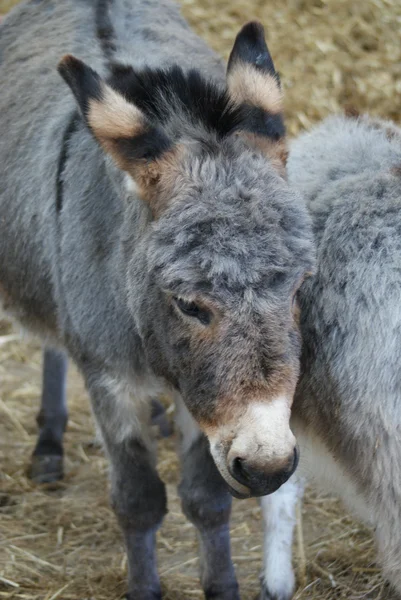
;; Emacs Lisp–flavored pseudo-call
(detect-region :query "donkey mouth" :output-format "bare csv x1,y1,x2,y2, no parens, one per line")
226,472,292,499
226,484,251,500
226,477,284,499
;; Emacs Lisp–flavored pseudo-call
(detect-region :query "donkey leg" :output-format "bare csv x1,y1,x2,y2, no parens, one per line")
29,347,68,483
259,477,302,600
83,370,167,600
374,506,401,597
176,398,239,600
151,398,173,438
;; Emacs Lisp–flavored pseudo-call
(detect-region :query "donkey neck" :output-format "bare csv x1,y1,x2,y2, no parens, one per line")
57,118,148,364
99,0,225,79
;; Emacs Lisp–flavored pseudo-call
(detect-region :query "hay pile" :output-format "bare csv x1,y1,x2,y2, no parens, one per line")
1,0,401,598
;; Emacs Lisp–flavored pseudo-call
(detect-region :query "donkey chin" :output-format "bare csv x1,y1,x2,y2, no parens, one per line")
206,399,299,499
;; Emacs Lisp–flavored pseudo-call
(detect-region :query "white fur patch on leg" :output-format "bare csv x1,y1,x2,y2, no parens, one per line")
98,374,166,449
260,476,302,600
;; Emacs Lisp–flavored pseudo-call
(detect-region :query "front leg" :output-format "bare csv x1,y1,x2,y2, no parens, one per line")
175,397,240,600
29,348,68,483
259,477,302,600
83,368,167,600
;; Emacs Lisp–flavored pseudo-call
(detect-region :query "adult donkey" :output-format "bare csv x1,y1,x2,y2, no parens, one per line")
260,114,401,599
0,1,314,598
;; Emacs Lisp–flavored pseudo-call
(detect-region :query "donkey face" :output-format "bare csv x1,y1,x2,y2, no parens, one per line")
59,22,315,499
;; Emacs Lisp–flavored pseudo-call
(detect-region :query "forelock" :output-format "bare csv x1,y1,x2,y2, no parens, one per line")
148,148,314,300
106,64,285,144
107,64,243,139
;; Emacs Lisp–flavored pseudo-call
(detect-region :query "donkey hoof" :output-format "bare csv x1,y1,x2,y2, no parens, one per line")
205,584,240,600
126,591,162,600
28,454,64,483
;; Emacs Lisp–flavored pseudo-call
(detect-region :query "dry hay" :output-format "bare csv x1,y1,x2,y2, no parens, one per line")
1,0,401,598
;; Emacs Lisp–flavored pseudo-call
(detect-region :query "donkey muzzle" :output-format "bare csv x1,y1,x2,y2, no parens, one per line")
228,446,299,498
207,398,298,498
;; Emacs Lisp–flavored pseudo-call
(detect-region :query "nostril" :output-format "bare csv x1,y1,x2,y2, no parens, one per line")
233,456,244,475
290,446,299,473
231,456,250,486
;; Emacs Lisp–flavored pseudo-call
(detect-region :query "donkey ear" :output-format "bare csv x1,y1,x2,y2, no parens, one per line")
58,55,173,206
227,22,283,120
227,23,287,172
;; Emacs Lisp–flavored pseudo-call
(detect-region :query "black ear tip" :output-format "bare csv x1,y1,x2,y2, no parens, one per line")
57,55,102,113
57,54,84,78
239,21,266,42
228,19,275,75
58,54,81,69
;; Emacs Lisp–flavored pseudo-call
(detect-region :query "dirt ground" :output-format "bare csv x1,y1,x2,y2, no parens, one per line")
1,0,401,599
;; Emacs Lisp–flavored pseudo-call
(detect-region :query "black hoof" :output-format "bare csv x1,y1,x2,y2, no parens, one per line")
28,454,64,483
126,591,162,600
205,584,240,600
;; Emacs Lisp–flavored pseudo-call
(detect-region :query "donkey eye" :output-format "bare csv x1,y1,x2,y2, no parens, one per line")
174,297,211,325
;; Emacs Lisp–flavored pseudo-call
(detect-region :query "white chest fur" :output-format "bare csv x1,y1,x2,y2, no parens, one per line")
294,424,372,526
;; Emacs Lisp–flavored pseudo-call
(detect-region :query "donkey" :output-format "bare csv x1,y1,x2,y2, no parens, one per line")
0,0,314,597
259,113,401,600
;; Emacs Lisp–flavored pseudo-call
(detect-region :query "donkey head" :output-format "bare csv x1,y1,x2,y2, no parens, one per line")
59,22,315,499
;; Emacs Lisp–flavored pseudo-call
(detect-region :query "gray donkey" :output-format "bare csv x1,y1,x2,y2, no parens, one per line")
0,0,314,598
259,114,401,600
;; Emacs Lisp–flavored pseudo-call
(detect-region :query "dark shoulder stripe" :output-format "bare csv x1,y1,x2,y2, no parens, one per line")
56,112,81,213
96,0,116,60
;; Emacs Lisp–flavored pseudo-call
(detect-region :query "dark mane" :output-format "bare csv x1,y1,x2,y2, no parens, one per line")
108,64,283,140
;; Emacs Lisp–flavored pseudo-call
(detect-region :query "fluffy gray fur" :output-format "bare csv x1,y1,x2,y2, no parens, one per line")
261,114,401,600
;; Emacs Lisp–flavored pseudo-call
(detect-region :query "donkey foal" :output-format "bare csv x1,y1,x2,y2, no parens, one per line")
260,114,401,599
0,1,314,598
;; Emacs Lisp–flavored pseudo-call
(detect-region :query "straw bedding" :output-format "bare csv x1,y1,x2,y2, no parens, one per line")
1,0,400,598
